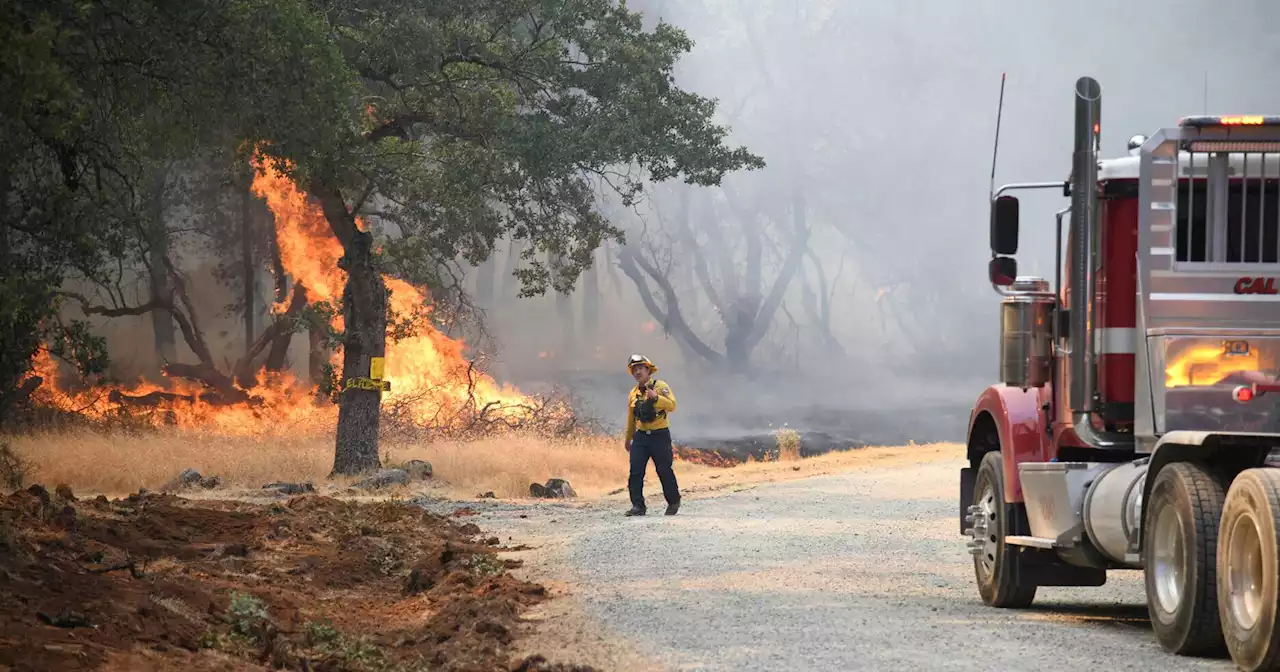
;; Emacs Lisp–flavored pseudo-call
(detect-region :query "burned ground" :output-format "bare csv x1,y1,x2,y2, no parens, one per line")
0,485,594,672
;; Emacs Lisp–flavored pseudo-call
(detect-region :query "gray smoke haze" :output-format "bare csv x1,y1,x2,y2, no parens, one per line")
470,0,1280,448
59,2,1280,451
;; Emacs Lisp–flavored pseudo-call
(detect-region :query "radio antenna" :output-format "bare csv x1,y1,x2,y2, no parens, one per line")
989,72,1007,200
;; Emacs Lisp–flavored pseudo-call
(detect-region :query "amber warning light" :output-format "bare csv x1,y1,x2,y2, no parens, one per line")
1180,115,1280,128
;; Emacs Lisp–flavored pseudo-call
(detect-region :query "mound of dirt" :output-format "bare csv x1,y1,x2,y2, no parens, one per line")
0,484,593,671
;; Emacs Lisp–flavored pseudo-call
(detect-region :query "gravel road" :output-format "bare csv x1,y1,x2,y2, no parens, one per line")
418,454,1238,672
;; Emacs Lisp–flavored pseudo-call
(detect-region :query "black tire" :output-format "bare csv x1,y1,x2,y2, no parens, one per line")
973,451,1036,608
1219,468,1280,671
1143,461,1227,655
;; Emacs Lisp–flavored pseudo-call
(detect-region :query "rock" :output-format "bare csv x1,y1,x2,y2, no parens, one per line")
162,468,204,492
262,482,315,495
37,610,92,629
403,460,433,480
478,491,496,499
197,476,221,489
54,484,76,501
543,479,576,499
354,469,410,490
220,542,249,557
529,479,576,499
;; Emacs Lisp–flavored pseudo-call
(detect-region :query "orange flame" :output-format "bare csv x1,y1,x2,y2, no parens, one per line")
250,156,528,424
1165,344,1260,387
23,154,540,435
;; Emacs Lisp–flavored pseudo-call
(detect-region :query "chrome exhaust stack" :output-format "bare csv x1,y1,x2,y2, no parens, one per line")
1068,76,1130,449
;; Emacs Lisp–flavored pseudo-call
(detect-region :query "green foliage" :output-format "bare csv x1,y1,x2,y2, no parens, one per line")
300,0,765,297
0,0,358,418
302,620,393,672
1,0,761,425
227,591,270,641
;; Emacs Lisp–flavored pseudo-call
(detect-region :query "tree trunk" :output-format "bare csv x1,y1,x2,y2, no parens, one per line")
147,170,176,364
263,322,292,372
331,230,387,475
241,181,256,356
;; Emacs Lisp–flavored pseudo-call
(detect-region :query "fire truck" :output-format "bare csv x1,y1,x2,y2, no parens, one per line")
963,75,1280,671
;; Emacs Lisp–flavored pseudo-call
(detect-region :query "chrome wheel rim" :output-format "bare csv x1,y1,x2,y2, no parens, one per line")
1152,503,1186,615
1227,512,1265,630
973,482,999,580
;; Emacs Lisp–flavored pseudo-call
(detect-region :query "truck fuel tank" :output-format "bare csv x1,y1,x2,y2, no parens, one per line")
1081,459,1148,567
1017,460,1148,569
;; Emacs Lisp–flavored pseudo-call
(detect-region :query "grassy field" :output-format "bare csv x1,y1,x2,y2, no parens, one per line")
4,428,964,499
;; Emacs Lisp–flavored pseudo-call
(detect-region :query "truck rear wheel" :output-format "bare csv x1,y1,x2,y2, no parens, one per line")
1219,468,1280,671
971,451,1036,608
1143,461,1227,655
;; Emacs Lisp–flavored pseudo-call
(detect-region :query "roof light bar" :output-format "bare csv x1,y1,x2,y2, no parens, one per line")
1180,115,1280,128
1186,141,1280,153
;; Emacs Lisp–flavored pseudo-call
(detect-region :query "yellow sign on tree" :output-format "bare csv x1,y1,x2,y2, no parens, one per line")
370,357,385,381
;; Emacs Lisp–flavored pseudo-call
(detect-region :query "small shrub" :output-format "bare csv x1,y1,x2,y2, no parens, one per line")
774,428,801,462
227,591,270,642
463,553,504,578
303,620,391,671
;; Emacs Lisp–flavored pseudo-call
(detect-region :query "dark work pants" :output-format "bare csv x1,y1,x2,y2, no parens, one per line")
629,428,680,509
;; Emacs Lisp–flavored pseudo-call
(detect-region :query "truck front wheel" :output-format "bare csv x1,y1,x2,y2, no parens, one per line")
971,451,1035,608
1219,468,1280,671
1143,461,1227,655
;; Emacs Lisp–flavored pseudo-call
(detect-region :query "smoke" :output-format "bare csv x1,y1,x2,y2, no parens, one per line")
42,1,1280,449
475,0,1280,446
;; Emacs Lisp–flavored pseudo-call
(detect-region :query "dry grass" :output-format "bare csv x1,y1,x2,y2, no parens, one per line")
383,434,629,498
2,428,631,499
3,427,963,501
774,428,801,461
6,429,335,496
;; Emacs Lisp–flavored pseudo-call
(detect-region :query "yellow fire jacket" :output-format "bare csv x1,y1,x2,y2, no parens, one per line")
625,379,676,441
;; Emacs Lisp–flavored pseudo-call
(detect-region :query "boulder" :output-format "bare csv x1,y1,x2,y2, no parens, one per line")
262,482,316,495
403,460,433,480
162,468,220,492
354,469,410,490
529,479,576,499
543,478,577,499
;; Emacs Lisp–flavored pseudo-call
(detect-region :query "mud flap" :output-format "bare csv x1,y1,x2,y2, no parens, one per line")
1006,504,1107,587
959,467,975,534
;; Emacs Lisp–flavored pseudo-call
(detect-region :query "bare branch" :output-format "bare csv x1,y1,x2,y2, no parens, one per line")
618,246,722,363
56,292,166,318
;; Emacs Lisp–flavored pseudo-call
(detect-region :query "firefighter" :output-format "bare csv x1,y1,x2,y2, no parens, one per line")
623,354,681,516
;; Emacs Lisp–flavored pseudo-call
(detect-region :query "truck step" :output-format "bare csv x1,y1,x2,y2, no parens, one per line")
1004,535,1057,549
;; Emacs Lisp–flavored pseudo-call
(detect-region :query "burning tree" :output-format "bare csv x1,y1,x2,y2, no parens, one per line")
2,1,764,474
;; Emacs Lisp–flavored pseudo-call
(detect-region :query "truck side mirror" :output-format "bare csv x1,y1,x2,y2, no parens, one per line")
989,256,1017,286
991,195,1019,255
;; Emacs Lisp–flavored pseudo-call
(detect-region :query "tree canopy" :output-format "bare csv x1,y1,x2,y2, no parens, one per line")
0,0,763,467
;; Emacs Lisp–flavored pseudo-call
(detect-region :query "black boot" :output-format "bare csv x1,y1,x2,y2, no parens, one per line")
625,506,646,516
665,498,680,516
